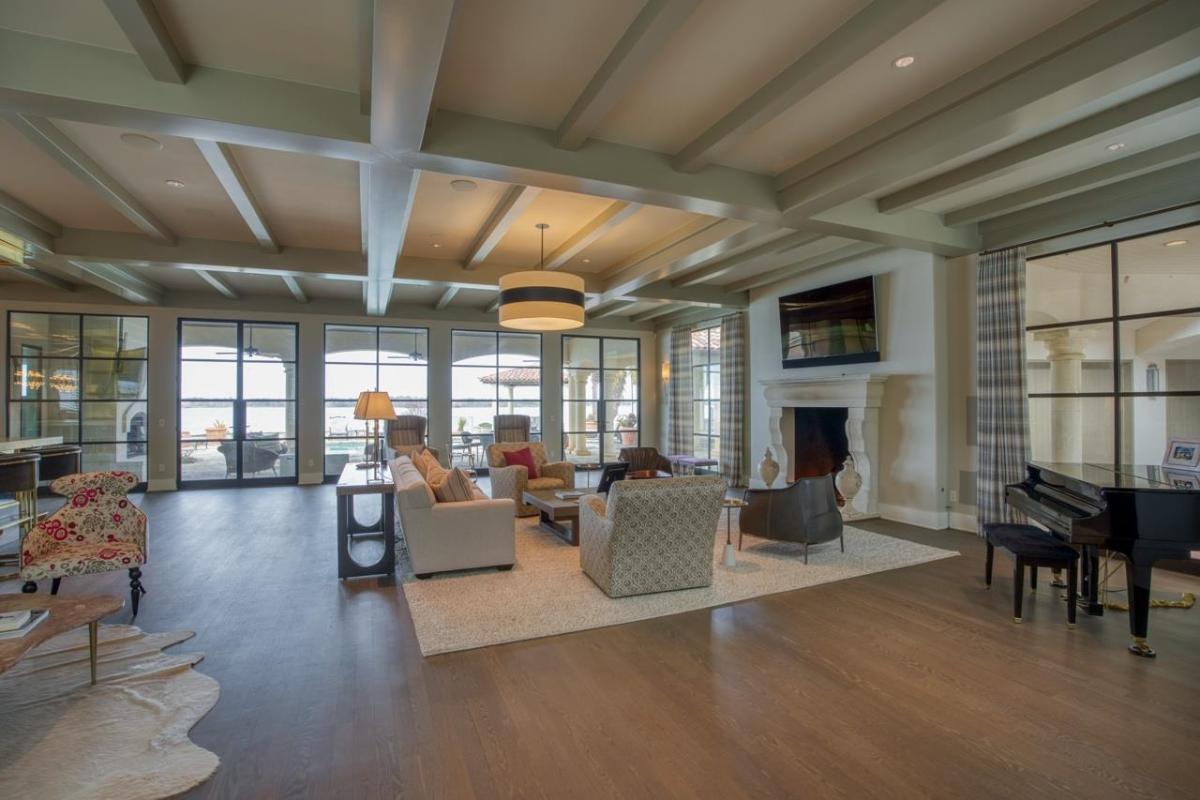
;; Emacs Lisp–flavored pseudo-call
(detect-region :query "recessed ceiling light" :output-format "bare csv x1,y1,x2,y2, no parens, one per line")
432,242,441,248
450,179,478,192
164,179,185,189
892,54,915,69
1106,142,1126,152
1164,239,1188,247
582,258,590,263
120,132,162,151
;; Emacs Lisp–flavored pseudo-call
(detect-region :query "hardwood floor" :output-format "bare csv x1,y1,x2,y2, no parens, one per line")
4,485,1199,799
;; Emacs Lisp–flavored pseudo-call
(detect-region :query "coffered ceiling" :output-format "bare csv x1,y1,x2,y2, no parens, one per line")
0,0,1198,328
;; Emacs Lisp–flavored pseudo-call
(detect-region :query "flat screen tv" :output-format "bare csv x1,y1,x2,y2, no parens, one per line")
779,275,880,369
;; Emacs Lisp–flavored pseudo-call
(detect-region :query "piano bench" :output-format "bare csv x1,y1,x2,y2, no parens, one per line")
983,523,1079,626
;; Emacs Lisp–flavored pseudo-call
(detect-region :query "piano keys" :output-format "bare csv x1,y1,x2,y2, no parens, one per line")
1006,462,1200,657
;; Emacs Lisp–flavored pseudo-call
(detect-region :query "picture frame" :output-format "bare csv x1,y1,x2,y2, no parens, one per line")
1162,437,1200,470
1161,469,1200,491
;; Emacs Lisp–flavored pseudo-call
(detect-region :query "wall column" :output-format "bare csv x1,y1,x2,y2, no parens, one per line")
1033,328,1088,463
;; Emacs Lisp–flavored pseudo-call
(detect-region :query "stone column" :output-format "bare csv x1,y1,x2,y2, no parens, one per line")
567,371,591,456
1033,328,1088,463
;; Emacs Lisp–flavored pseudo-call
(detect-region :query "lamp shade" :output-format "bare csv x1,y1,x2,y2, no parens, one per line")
353,391,397,421
498,270,585,331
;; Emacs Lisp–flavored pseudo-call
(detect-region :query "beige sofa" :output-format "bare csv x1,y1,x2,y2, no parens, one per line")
389,456,515,578
486,441,575,517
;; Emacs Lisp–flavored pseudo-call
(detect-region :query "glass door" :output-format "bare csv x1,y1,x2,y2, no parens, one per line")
178,319,298,486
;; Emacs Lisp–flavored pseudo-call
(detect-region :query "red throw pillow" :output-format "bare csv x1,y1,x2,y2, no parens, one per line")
503,447,539,479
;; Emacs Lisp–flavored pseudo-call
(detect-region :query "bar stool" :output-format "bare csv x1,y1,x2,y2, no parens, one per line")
0,452,42,568
20,443,83,485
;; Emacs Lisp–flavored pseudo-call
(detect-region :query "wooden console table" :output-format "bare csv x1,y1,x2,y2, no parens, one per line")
335,464,396,579
0,594,124,685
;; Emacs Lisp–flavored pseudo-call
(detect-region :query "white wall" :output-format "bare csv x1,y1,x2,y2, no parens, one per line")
747,248,952,529
0,286,658,490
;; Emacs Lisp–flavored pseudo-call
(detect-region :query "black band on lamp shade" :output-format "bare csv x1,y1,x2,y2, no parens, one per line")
498,286,586,306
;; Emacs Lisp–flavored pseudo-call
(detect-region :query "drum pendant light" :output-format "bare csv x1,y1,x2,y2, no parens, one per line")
498,223,585,331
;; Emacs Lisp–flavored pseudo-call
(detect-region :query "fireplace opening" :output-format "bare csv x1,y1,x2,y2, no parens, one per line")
790,407,849,481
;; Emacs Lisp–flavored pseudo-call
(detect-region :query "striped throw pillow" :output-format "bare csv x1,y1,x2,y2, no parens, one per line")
432,467,475,503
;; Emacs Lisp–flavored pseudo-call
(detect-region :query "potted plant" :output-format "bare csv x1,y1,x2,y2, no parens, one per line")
456,417,468,433
615,412,638,445
204,419,228,441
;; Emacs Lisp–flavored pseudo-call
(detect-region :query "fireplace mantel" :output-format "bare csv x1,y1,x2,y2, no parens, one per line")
758,375,888,519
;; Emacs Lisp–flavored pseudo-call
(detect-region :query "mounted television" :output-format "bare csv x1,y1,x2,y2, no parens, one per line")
779,275,880,369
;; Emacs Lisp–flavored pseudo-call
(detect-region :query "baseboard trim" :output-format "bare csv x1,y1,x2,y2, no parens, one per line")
949,511,977,533
147,478,176,492
878,503,947,531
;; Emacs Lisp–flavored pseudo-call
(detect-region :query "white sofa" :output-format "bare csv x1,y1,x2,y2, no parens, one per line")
389,456,515,578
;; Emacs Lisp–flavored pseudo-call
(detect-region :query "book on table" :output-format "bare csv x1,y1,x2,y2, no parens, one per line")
0,609,50,639
555,490,585,501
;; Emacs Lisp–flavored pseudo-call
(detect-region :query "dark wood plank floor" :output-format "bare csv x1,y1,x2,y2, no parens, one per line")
4,485,1199,799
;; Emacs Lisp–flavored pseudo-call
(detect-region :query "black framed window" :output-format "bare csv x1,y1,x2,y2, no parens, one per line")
7,312,149,481
1025,223,1200,465
691,325,721,460
562,335,639,464
450,330,541,470
323,325,429,477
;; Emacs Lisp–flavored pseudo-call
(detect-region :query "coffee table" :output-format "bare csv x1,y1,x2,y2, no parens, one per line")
522,489,581,545
0,594,124,685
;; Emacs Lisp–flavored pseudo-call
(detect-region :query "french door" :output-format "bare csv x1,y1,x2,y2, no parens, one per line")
178,319,298,487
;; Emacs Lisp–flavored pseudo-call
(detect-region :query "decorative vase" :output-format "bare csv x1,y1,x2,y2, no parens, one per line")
836,455,863,516
758,447,779,488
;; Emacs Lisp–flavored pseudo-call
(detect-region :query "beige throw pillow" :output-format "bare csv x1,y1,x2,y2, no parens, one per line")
413,448,439,480
431,467,476,503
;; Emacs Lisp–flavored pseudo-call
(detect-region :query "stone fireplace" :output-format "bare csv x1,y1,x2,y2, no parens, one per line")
760,375,887,519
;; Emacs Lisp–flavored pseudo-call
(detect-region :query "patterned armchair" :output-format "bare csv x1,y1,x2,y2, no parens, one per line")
486,441,575,517
493,414,531,443
617,446,672,474
386,415,439,461
580,476,725,597
20,471,148,616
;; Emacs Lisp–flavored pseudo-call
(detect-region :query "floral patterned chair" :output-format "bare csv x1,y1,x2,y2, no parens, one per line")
580,476,725,597
20,471,148,617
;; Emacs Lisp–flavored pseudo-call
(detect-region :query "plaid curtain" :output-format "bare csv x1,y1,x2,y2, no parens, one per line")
668,324,693,457
976,247,1029,533
719,312,747,486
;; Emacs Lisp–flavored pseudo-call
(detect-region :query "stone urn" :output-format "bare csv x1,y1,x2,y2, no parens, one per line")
835,455,863,515
758,447,780,488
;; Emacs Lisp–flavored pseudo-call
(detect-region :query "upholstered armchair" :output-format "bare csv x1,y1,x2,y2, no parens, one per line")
486,441,575,517
493,414,531,443
617,446,672,474
580,475,725,597
20,471,148,616
739,474,844,563
386,415,439,461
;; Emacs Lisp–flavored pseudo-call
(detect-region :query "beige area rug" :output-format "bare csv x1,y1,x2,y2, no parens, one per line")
0,625,220,800
401,519,958,656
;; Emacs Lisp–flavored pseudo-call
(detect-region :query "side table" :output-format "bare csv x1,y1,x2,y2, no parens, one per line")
721,497,748,567
335,463,396,579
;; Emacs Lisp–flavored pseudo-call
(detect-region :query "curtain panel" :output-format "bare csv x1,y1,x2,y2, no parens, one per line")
668,324,694,457
976,247,1029,533
719,312,747,486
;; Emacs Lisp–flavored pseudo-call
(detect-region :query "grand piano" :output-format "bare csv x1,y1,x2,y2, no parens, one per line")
1006,462,1200,657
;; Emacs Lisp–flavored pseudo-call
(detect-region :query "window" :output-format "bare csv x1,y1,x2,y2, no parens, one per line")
1025,224,1200,465
562,336,640,464
324,325,428,476
692,325,721,460
451,330,541,469
7,312,149,481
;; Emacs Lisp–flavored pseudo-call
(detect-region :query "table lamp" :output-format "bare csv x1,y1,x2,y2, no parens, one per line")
353,391,396,483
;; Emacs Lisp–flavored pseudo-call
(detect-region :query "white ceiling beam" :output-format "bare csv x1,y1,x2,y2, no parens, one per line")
0,189,63,239
599,217,718,277
556,0,700,150
370,0,458,157
776,0,1158,188
358,163,370,255
282,275,309,303
674,0,943,172
727,242,884,293
0,29,371,161
195,269,238,299
670,230,823,287
434,285,460,310
601,219,759,299
3,264,75,291
195,140,280,253
358,0,374,115
409,111,779,222
588,300,638,319
979,159,1200,251
102,0,188,84
463,185,541,268
544,201,642,269
5,114,176,244
778,0,1200,222
794,199,978,256
651,304,733,330
364,162,419,315
7,115,177,245
0,206,55,253
877,74,1200,213
630,303,687,324
485,295,501,314
945,132,1200,227
66,260,164,304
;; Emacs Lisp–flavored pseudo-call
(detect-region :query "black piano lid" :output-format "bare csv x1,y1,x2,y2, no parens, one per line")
1030,462,1200,492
